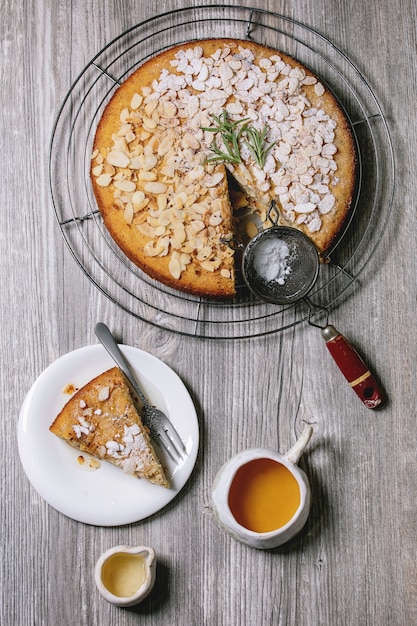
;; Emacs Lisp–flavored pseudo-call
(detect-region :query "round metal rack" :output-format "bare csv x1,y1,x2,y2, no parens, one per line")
49,6,394,339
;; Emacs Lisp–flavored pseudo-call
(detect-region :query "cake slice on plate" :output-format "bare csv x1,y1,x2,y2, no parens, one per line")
49,367,170,488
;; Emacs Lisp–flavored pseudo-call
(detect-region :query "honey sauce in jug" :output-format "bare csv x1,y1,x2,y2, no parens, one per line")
228,458,300,533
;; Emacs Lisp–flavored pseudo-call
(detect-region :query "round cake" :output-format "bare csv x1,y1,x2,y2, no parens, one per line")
90,39,357,298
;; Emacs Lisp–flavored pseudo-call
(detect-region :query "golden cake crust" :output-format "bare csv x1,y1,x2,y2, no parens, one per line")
49,367,169,488
91,38,357,298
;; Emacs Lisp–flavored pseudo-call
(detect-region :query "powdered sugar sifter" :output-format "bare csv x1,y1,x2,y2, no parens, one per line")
242,211,384,409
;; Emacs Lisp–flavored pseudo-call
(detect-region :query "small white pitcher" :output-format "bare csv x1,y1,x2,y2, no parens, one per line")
211,425,313,549
95,545,156,607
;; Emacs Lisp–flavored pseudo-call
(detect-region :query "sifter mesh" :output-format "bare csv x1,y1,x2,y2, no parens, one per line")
242,227,320,305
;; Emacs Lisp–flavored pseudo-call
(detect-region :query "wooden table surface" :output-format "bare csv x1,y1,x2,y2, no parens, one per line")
2,1,416,624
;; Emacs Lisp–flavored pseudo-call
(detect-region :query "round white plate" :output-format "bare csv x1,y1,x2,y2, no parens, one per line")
18,344,199,526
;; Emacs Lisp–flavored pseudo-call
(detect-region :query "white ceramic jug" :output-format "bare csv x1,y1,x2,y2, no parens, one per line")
211,425,313,549
94,545,156,607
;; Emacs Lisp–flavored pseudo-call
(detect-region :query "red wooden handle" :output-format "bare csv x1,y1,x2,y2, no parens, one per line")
322,325,384,409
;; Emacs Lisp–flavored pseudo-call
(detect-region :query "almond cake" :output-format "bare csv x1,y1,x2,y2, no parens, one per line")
90,39,357,298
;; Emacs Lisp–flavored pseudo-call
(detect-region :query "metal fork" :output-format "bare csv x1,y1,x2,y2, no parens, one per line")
95,322,186,462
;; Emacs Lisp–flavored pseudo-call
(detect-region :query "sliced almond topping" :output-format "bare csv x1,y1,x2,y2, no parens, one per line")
158,209,172,226
162,101,177,117
197,63,209,82
184,165,205,184
143,155,158,171
169,253,182,279
144,101,158,116
130,93,143,109
144,240,167,257
180,253,192,269
209,210,223,226
318,194,335,214
114,179,136,193
120,108,130,124
158,136,174,156
154,226,166,237
124,131,136,143
144,182,168,194
308,216,322,232
132,190,146,205
302,75,317,86
161,165,175,178
174,191,189,209
181,243,196,254
103,162,116,175
158,236,170,256
107,151,130,168
204,172,224,188
196,245,213,261
189,202,208,215
124,203,134,224
188,220,205,234
92,165,103,177
147,216,160,228
294,202,316,214
139,171,157,182
172,223,186,244
119,126,134,141
95,173,112,187
134,212,148,224
199,260,215,272
157,194,168,211
182,133,201,150
142,116,157,131
129,156,143,170
135,198,150,212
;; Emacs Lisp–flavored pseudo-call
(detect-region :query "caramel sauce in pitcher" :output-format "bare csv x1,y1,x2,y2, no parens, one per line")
228,458,300,533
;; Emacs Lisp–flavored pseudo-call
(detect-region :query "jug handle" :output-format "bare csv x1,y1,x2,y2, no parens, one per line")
285,424,313,465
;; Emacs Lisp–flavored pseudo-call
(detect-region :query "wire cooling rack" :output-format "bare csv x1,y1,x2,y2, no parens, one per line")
49,6,394,339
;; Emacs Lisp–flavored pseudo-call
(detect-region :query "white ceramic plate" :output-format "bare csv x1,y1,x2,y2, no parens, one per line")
18,344,199,526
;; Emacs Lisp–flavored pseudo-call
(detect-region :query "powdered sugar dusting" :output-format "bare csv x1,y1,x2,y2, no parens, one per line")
253,237,292,285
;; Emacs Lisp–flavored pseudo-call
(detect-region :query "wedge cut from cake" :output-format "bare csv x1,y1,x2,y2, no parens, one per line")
49,367,170,488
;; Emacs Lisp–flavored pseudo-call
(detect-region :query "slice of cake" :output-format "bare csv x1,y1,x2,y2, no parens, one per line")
49,367,170,488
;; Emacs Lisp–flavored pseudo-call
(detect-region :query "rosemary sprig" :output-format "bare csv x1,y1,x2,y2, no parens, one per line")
202,109,249,164
202,109,275,168
243,126,276,168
